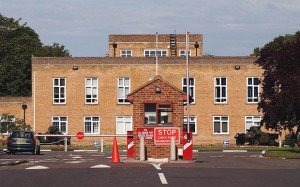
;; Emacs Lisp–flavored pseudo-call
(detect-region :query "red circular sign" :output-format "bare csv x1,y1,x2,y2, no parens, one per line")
76,132,84,140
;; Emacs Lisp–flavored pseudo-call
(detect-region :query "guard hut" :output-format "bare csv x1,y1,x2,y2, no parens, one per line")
127,75,187,160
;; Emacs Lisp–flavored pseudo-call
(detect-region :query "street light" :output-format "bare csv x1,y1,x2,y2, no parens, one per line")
22,102,27,125
194,42,199,56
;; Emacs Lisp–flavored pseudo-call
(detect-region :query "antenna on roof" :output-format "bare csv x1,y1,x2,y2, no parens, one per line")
174,26,176,35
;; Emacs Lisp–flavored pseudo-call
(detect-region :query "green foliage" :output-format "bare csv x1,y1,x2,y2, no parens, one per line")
254,31,300,131
0,14,71,97
35,43,71,57
0,113,31,134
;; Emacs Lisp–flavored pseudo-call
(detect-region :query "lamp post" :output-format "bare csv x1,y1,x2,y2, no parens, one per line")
22,102,27,125
194,42,199,56
112,43,117,57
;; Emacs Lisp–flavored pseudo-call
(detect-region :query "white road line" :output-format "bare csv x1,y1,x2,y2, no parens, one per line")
158,173,168,184
26,165,48,170
90,164,111,168
151,163,162,170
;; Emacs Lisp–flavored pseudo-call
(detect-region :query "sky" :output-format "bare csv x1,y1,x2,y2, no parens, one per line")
1,0,300,57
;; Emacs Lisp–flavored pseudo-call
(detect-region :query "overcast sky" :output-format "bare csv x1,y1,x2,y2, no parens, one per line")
1,0,300,57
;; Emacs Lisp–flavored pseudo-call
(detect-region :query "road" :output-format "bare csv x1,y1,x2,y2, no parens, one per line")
0,151,299,186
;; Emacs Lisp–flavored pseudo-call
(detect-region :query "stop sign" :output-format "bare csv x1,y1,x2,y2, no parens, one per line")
76,132,84,140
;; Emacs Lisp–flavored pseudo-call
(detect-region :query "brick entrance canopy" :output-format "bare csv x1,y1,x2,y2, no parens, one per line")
127,75,187,159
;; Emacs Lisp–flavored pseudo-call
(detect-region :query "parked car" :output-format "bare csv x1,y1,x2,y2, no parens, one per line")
234,126,279,146
7,130,40,155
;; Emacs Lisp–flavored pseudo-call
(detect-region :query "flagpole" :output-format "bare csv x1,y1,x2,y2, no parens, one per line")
156,32,158,76
186,31,190,142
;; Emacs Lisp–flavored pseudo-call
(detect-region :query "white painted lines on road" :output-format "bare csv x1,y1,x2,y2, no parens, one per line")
90,164,111,169
151,163,162,170
158,173,168,184
26,165,48,170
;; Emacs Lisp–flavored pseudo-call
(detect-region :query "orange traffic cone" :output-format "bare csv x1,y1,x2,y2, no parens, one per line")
111,137,120,163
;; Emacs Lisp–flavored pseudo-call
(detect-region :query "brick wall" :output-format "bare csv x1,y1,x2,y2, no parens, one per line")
108,34,203,57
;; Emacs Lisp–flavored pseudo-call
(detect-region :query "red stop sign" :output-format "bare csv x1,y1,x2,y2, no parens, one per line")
76,132,84,140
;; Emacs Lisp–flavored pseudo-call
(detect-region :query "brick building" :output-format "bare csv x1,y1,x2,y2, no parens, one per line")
108,34,203,57
0,34,266,147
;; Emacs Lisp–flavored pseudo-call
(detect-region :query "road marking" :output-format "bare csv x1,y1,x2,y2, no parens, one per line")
71,156,82,159
158,173,168,184
210,155,223,158
151,163,162,170
65,161,85,164
90,164,111,168
26,165,48,170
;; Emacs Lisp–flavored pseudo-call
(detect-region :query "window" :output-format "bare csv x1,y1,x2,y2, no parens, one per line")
247,77,259,103
118,78,130,103
144,50,167,57
85,78,98,104
52,116,68,134
53,78,66,104
84,116,100,134
182,77,195,103
214,77,227,103
213,116,229,134
179,50,191,57
183,116,197,134
245,116,261,132
116,116,132,134
120,50,132,57
144,103,172,126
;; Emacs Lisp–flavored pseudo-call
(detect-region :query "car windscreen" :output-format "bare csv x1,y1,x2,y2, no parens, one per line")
12,132,33,138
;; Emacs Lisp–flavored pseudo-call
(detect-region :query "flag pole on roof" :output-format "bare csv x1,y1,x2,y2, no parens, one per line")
186,31,191,142
156,32,158,76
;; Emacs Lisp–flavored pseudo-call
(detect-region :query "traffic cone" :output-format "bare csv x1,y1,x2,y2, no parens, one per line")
111,137,120,163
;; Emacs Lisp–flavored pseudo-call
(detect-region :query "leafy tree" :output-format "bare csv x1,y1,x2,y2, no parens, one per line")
254,32,300,134
35,43,70,57
0,113,31,134
0,14,71,97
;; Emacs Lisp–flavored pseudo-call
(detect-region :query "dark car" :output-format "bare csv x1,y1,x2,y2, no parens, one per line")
7,130,40,155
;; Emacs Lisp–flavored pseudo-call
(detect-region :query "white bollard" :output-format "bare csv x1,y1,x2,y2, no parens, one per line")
140,136,145,161
64,137,67,152
101,138,104,153
170,136,176,161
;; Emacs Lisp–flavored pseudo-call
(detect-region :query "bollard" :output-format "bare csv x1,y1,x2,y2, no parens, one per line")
170,136,176,161
64,137,67,152
140,136,145,161
101,138,104,153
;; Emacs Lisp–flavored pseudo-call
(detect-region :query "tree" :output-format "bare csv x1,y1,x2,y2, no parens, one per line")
0,14,71,97
254,32,300,134
0,113,31,134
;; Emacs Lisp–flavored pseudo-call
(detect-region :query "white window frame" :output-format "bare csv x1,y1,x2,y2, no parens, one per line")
245,116,261,132
214,77,227,104
120,50,132,57
213,116,229,134
85,78,98,104
182,77,195,104
179,50,191,57
247,77,259,103
184,116,197,134
116,116,132,135
117,77,130,104
84,116,100,134
53,78,66,104
52,116,68,134
144,49,167,57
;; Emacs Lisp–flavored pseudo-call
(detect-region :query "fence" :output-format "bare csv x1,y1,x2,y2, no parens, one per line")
35,134,127,152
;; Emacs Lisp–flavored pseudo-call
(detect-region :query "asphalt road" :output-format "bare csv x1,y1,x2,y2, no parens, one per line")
0,151,299,186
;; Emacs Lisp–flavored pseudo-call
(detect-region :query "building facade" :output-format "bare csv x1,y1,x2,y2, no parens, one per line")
108,34,203,57
0,34,267,146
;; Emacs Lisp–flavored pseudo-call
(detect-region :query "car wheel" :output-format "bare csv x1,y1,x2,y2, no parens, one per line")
252,138,260,145
268,138,275,146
